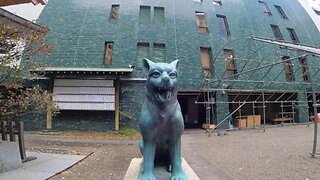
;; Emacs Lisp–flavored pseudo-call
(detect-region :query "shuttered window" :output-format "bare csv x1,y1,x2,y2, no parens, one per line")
109,4,120,20
223,49,237,77
137,42,150,68
153,43,165,63
139,6,151,24
195,12,209,33
154,7,165,24
104,42,113,65
200,47,213,77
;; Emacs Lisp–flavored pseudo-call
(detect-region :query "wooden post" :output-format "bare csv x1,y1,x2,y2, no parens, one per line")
47,109,52,130
9,121,15,141
17,122,27,161
1,121,7,141
46,77,54,130
115,78,120,131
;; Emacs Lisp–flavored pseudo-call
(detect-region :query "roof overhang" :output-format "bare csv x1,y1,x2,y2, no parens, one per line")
31,67,134,77
0,0,47,6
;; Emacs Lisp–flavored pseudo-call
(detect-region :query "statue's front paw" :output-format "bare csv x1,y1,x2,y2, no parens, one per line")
171,171,188,180
139,172,156,180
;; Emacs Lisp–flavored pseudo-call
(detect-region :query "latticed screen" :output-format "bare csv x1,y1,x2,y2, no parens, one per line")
153,43,165,63
139,6,151,23
137,42,150,67
154,7,165,24
200,47,212,77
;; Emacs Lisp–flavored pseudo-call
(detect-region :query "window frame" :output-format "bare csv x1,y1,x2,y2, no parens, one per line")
195,11,209,33
223,49,237,77
274,5,288,19
270,24,284,40
282,56,295,82
287,28,300,44
154,6,165,24
109,4,120,20
200,47,213,78
153,43,166,63
213,0,222,6
216,14,231,36
139,5,151,24
299,57,310,82
258,1,272,16
137,42,150,68
104,41,114,65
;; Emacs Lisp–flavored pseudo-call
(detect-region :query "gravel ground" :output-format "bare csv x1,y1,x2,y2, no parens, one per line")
182,124,320,180
25,124,320,180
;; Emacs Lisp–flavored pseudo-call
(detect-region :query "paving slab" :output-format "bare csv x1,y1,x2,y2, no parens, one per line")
0,151,86,180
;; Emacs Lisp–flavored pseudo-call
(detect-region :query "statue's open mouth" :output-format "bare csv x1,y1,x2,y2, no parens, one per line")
155,88,173,102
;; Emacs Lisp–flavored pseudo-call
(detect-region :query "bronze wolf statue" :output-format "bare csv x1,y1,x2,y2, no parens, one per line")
139,58,187,180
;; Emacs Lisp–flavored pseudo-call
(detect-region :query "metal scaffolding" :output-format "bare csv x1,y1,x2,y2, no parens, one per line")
196,36,320,157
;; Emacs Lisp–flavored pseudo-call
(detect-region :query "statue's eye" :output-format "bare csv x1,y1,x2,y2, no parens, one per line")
151,71,161,78
169,72,177,79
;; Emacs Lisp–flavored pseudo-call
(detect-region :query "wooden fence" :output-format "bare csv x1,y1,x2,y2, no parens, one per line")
0,121,26,162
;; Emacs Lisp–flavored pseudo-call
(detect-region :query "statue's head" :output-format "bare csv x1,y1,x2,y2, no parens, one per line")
143,58,179,103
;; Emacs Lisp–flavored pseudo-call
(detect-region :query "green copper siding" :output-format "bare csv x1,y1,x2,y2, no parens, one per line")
34,0,320,129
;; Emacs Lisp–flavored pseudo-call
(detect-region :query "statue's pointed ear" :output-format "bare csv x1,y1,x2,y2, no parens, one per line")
170,60,179,69
143,58,155,74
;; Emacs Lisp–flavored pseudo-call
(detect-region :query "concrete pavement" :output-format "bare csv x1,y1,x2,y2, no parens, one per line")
0,151,86,180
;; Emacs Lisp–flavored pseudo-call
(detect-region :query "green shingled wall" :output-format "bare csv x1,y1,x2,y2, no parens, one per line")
32,0,320,130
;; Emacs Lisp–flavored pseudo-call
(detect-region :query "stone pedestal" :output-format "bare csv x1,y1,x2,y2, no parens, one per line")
0,142,22,173
124,158,200,180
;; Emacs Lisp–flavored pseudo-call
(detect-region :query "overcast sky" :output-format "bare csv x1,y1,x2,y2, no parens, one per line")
2,2,46,22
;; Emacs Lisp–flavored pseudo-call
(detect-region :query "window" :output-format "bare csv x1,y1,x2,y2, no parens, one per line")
258,1,272,16
216,14,230,36
299,57,310,82
104,42,114,65
153,43,165,62
314,9,320,16
282,56,295,82
195,12,209,33
139,6,151,24
270,24,283,40
137,43,150,68
213,0,222,6
274,5,288,19
109,4,120,20
154,7,165,24
200,47,213,77
193,0,203,3
287,28,299,43
223,49,237,77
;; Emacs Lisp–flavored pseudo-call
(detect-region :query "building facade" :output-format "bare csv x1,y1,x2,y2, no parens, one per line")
27,0,320,131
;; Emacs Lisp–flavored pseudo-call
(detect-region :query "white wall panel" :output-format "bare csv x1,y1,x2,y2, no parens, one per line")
53,79,115,111
53,87,115,95
54,79,114,87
